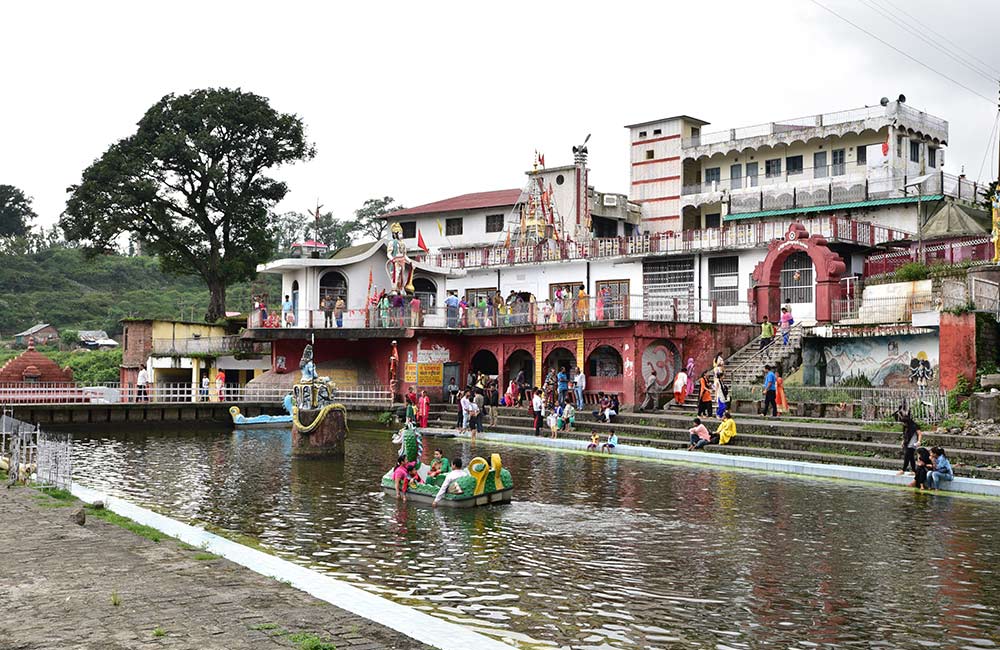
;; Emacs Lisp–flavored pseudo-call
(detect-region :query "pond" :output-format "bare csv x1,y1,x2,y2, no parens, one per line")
71,424,1000,649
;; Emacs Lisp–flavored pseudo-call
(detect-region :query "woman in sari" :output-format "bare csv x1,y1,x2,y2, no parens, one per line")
595,286,607,320
506,379,519,406
775,368,789,415
685,357,695,395
577,289,589,322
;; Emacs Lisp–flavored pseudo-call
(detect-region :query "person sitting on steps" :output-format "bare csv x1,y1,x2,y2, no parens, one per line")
688,417,712,451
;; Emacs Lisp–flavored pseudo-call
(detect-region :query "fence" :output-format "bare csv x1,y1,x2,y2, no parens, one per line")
864,236,992,278
830,293,938,325
0,383,393,408
731,384,948,423
255,295,756,331
2,410,72,489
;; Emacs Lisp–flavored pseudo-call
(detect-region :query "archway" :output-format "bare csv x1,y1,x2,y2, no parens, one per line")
470,349,499,376
587,345,623,377
750,222,846,323
506,349,534,384
413,277,437,309
543,347,576,377
319,270,348,305
779,251,815,322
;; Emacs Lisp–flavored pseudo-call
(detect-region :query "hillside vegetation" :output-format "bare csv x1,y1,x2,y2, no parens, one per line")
0,246,279,337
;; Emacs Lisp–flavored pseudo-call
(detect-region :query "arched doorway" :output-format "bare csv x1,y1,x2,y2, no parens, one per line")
470,349,499,377
320,270,348,305
543,347,576,376
587,345,623,377
506,349,534,384
291,280,299,323
413,277,437,309
779,252,815,322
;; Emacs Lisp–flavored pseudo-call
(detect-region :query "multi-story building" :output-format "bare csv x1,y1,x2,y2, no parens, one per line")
245,99,988,404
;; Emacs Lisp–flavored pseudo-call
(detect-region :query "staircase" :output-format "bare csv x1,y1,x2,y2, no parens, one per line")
725,324,803,385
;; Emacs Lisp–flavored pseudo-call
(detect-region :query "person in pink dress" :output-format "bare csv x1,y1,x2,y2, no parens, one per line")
417,390,430,428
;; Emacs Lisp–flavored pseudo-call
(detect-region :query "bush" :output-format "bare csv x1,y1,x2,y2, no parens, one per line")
947,375,972,413
894,262,929,282
839,373,872,388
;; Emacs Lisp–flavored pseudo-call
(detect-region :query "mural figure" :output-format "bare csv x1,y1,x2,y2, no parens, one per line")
909,352,934,390
386,223,415,294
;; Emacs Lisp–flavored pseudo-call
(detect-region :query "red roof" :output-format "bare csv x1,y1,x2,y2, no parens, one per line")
291,240,329,248
387,189,522,218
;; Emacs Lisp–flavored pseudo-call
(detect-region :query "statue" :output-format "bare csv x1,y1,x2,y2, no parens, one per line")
386,223,415,294
992,190,1000,264
299,344,318,382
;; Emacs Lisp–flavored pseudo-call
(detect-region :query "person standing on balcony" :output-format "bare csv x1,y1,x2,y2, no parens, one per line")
445,291,459,328
779,306,794,345
596,286,607,320
282,294,294,327
409,295,421,327
761,364,777,417
335,296,345,328
577,288,589,323
759,316,775,350
215,369,226,403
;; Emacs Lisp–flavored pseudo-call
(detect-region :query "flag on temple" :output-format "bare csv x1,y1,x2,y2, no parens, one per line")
417,230,429,252
539,153,545,167
367,267,373,296
504,228,511,248
436,220,443,236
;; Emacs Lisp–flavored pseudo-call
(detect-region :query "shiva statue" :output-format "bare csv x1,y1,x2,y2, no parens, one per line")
386,222,415,294
300,343,318,382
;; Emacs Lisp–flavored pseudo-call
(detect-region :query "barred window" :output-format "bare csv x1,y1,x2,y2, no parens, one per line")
486,214,504,233
709,256,739,306
446,217,463,236
780,252,814,304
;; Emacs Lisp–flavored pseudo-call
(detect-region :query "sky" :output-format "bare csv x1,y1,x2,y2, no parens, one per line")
2,0,999,231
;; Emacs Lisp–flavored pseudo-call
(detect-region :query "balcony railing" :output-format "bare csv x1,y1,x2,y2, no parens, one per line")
682,103,947,148
830,293,939,325
151,336,269,356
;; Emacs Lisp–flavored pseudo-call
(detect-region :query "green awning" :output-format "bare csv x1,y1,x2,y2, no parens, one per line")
724,194,944,221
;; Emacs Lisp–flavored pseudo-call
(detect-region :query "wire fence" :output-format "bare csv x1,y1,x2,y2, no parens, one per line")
731,384,948,423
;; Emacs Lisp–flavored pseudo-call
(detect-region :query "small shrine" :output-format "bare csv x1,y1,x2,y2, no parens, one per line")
0,337,74,383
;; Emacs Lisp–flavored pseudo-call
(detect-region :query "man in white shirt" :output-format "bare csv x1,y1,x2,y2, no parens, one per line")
433,458,468,507
460,393,473,434
532,389,544,436
574,368,586,410
136,368,149,402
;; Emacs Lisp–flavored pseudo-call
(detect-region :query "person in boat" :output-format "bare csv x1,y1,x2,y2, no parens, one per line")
417,390,430,429
432,458,468,507
601,430,619,454
428,449,451,478
688,417,712,451
715,410,737,445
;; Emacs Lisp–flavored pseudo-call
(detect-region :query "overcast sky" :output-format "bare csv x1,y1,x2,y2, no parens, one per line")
3,0,998,231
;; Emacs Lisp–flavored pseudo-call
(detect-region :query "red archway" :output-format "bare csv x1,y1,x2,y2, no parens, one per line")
749,222,846,323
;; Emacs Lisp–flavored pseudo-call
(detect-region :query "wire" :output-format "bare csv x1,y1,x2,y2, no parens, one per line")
976,112,1000,183
875,0,1000,79
810,0,995,104
858,0,998,84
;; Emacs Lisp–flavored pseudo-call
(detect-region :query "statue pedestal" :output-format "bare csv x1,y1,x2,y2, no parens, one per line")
292,406,348,457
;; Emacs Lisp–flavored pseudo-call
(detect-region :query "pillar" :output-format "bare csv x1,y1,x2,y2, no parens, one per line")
191,358,201,403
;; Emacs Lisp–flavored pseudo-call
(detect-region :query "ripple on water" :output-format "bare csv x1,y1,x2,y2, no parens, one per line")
72,426,1000,650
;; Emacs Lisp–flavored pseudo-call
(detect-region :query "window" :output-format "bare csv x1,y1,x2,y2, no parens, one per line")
643,258,695,319
555,174,565,185
910,140,920,163
746,162,759,187
596,279,630,320
691,127,700,138
486,214,504,233
445,217,463,236
730,164,742,190
786,155,803,175
831,149,845,176
653,128,662,135
857,145,867,166
897,135,904,157
709,256,739,307
638,131,647,138
645,150,655,160
400,221,416,239
813,151,828,178
705,213,721,229
704,167,721,185
780,252,814,304
928,146,937,168
765,158,782,178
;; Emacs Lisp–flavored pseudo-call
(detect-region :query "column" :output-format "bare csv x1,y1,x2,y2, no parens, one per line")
191,358,201,403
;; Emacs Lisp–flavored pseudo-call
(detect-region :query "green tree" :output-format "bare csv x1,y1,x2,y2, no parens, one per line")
0,184,36,237
61,88,316,322
316,212,354,251
272,210,355,255
353,196,404,242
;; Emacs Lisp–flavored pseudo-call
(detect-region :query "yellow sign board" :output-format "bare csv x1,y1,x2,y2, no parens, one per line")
404,363,417,383
418,363,443,386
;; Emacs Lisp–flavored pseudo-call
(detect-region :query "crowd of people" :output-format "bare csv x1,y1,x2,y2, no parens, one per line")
895,408,954,491
391,449,469,507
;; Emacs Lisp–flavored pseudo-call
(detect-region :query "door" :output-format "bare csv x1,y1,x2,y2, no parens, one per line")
443,362,461,393
597,279,630,320
831,149,846,176
814,151,828,178
746,162,758,187
730,164,742,190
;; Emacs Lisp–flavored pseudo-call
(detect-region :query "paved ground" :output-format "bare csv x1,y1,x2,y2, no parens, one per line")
0,486,434,650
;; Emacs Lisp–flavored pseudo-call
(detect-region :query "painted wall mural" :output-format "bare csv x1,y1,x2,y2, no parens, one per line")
802,333,939,387
640,339,681,390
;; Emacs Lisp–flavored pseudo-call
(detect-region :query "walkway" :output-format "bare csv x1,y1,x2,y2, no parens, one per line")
0,485,432,650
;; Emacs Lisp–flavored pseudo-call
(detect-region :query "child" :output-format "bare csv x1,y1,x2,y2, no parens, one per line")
927,447,954,490
911,447,932,489
601,430,619,454
587,431,600,451
547,411,559,438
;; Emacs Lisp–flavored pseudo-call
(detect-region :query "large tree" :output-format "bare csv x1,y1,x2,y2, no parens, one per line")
354,196,404,241
61,88,315,321
0,184,36,237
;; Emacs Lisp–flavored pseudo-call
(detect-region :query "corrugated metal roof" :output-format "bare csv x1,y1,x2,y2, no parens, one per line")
724,194,944,221
387,189,522,218
15,323,52,337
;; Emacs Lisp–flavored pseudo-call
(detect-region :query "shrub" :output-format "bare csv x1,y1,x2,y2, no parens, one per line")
894,262,929,282
947,375,972,413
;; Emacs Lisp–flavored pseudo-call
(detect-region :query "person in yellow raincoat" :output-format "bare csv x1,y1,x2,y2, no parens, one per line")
716,410,737,445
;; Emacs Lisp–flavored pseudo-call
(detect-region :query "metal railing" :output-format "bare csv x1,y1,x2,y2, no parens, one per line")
251,295,757,330
864,236,992,278
728,324,804,381
0,382,393,407
831,293,938,324
731,383,948,423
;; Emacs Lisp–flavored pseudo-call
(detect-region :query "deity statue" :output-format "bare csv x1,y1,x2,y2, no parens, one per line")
386,223,415,294
992,190,1000,264
299,344,318,383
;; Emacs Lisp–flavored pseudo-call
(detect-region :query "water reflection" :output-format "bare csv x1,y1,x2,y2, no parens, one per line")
72,425,1000,649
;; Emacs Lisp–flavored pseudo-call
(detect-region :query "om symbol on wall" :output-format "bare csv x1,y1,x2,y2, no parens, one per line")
640,340,680,391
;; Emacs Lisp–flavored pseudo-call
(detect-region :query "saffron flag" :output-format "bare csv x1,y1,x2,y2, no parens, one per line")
417,230,429,252
504,228,511,248
881,138,889,156
436,220,443,236
539,153,545,167
367,267,373,296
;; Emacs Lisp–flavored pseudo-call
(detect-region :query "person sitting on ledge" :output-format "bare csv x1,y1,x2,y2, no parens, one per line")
433,458,468,507
392,455,416,501
926,447,954,491
687,417,712,451
601,430,619,454
587,431,600,452
428,449,451,478
715,410,737,445
593,392,608,421
910,447,932,490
